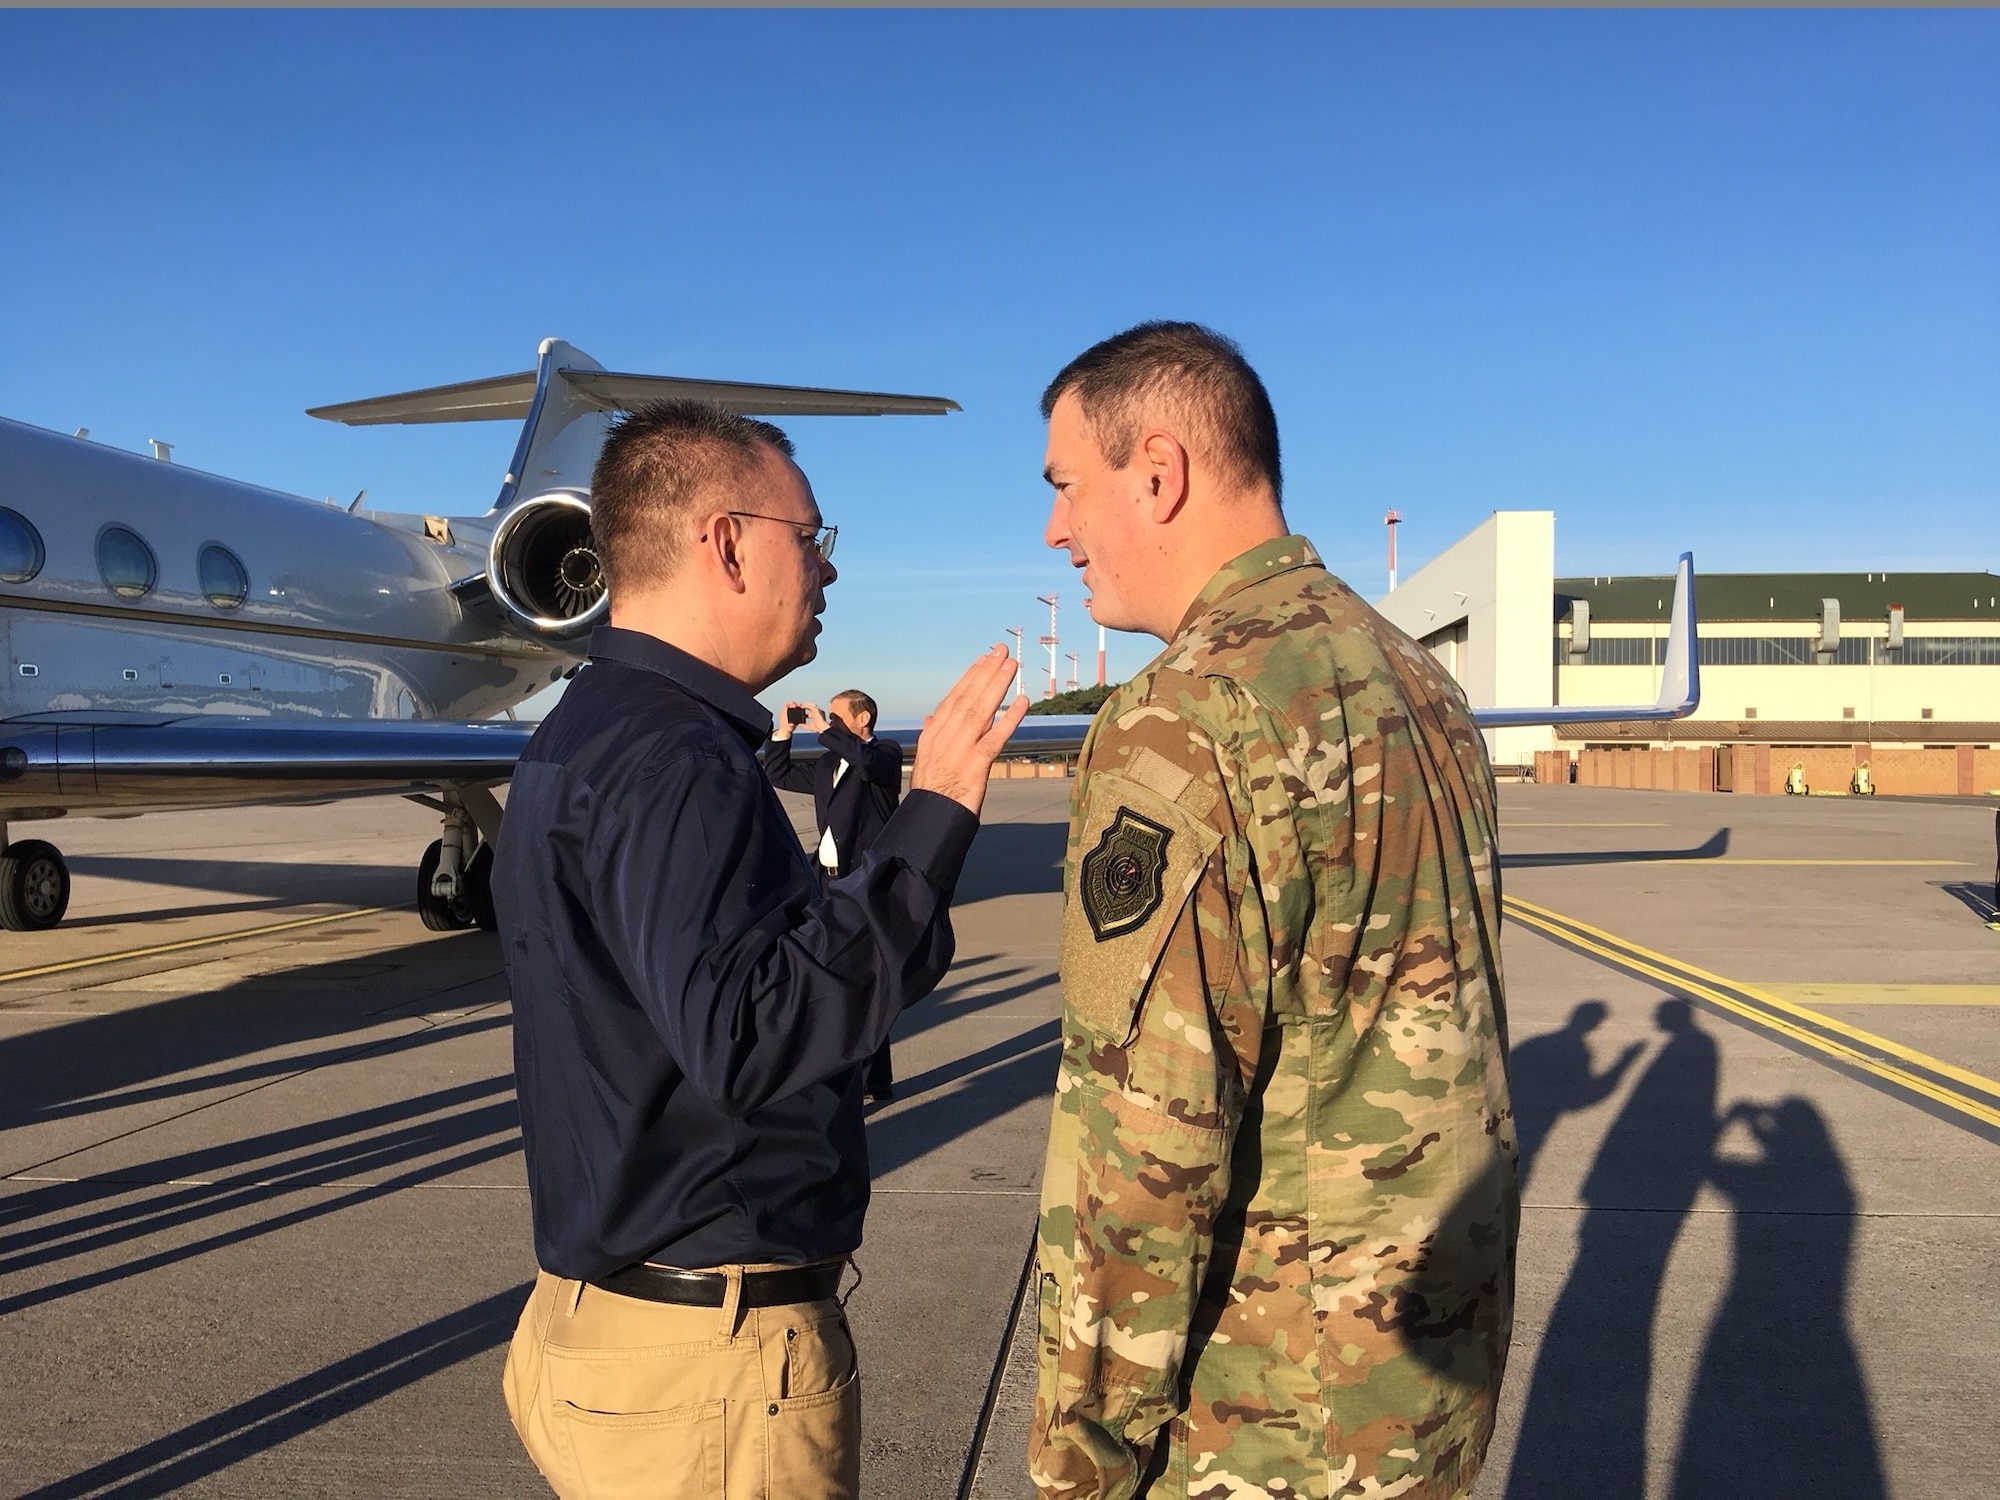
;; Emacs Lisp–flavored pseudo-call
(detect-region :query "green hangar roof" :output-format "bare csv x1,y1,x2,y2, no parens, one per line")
1555,572,2000,624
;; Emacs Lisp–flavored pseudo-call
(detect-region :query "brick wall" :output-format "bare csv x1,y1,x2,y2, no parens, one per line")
1860,748,1966,797
989,760,1073,780
1574,748,1715,791
1537,742,1999,796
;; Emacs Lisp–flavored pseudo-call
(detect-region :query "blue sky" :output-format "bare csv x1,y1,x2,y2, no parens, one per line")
2,10,1995,717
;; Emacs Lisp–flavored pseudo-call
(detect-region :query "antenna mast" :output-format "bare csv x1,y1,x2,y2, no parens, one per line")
1036,593,1059,699
1385,510,1401,592
1005,626,1024,700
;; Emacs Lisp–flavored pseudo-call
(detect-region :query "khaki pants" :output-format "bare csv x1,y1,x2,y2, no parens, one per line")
503,1265,861,1500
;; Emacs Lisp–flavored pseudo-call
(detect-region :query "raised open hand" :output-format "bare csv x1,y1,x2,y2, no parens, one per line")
910,645,1031,817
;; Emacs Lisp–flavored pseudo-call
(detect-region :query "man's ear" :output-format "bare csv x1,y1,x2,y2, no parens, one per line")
1139,430,1190,524
699,511,749,594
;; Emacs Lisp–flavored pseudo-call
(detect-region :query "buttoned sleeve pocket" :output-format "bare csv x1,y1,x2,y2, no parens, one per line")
1060,764,1223,1044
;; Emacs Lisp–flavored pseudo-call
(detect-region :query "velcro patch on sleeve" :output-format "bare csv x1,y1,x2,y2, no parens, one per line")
1125,745,1220,822
1061,774,1222,1041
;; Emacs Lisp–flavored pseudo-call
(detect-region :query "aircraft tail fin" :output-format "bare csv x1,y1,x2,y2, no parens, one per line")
307,338,960,513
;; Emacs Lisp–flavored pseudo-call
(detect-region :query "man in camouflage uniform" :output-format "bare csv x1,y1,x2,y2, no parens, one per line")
1030,322,1517,1500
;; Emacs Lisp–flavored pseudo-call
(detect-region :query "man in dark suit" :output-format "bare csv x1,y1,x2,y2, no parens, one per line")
761,690,906,1101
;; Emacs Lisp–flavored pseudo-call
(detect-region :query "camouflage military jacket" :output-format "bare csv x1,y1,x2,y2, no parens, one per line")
1030,536,1518,1500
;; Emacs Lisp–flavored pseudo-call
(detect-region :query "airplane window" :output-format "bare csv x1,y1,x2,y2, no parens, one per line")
0,508,45,584
198,544,249,610
98,526,158,600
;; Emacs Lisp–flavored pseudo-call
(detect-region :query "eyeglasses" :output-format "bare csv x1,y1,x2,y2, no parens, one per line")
727,510,838,562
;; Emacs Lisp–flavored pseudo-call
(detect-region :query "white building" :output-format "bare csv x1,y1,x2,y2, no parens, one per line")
1376,510,2000,768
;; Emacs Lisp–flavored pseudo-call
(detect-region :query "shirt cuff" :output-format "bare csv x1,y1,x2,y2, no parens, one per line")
873,789,980,894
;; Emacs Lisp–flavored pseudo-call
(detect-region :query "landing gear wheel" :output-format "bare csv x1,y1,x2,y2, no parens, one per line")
416,839,472,932
0,839,70,931
465,843,498,933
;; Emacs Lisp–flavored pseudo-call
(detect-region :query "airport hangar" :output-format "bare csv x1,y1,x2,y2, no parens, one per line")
1375,511,2000,797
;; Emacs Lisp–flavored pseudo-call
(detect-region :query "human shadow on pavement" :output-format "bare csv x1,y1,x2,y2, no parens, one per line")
0,930,500,1135
1500,828,1730,870
0,1065,520,1315
16,1280,532,1499
866,1037,1061,1182
892,957,1056,1047
1505,998,1718,1499
952,819,1067,904
1934,879,2000,925
889,1019,1061,1106
1671,1097,1884,1500
1508,1001,1644,1195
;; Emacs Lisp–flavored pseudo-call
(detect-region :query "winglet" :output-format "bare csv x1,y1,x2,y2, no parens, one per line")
1473,552,1701,729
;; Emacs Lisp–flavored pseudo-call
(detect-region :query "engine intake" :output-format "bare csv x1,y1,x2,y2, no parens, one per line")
487,492,608,640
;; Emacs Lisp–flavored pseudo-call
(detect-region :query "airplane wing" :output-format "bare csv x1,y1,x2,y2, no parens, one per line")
785,556,1702,762
0,716,535,819
0,552,1696,816
307,369,960,425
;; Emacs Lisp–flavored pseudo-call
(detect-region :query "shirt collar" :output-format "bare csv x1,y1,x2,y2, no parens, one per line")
1172,535,1323,640
586,625,774,747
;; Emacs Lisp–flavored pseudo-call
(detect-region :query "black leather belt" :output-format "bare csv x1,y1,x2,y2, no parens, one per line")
591,1259,844,1309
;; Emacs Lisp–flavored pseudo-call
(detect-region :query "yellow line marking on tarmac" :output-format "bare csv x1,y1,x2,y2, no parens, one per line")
1704,859,1970,867
1542,858,1972,867
1503,895,2000,1132
0,906,394,986
1759,984,2000,1007
1504,822,1668,828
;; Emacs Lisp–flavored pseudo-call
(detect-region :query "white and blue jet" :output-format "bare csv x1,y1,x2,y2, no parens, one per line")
0,339,1697,934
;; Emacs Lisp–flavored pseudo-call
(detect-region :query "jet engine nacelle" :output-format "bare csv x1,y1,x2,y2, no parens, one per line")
486,491,609,641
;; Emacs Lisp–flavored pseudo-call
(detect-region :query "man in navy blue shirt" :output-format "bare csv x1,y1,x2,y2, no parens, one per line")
494,400,1026,1500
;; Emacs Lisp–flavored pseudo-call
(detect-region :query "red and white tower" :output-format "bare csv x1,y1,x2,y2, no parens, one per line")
1385,510,1402,593
1004,626,1024,700
1036,593,1059,699
1096,623,1107,687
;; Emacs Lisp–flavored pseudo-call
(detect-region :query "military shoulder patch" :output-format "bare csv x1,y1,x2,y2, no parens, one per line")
1078,807,1172,942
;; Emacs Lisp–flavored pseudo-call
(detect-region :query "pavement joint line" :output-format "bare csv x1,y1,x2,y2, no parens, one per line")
1504,895,2000,1133
0,904,396,986
953,1226,1040,1500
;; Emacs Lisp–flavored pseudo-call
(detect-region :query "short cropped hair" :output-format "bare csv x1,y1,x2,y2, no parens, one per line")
1040,321,1281,500
834,690,877,728
590,400,796,593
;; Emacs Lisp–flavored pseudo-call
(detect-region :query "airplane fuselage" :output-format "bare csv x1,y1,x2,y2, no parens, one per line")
0,415,570,733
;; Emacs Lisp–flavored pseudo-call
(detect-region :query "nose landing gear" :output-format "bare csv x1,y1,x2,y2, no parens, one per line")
414,786,502,932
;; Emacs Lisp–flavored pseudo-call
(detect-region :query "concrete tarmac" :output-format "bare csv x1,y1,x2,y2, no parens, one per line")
2,782,1996,1498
